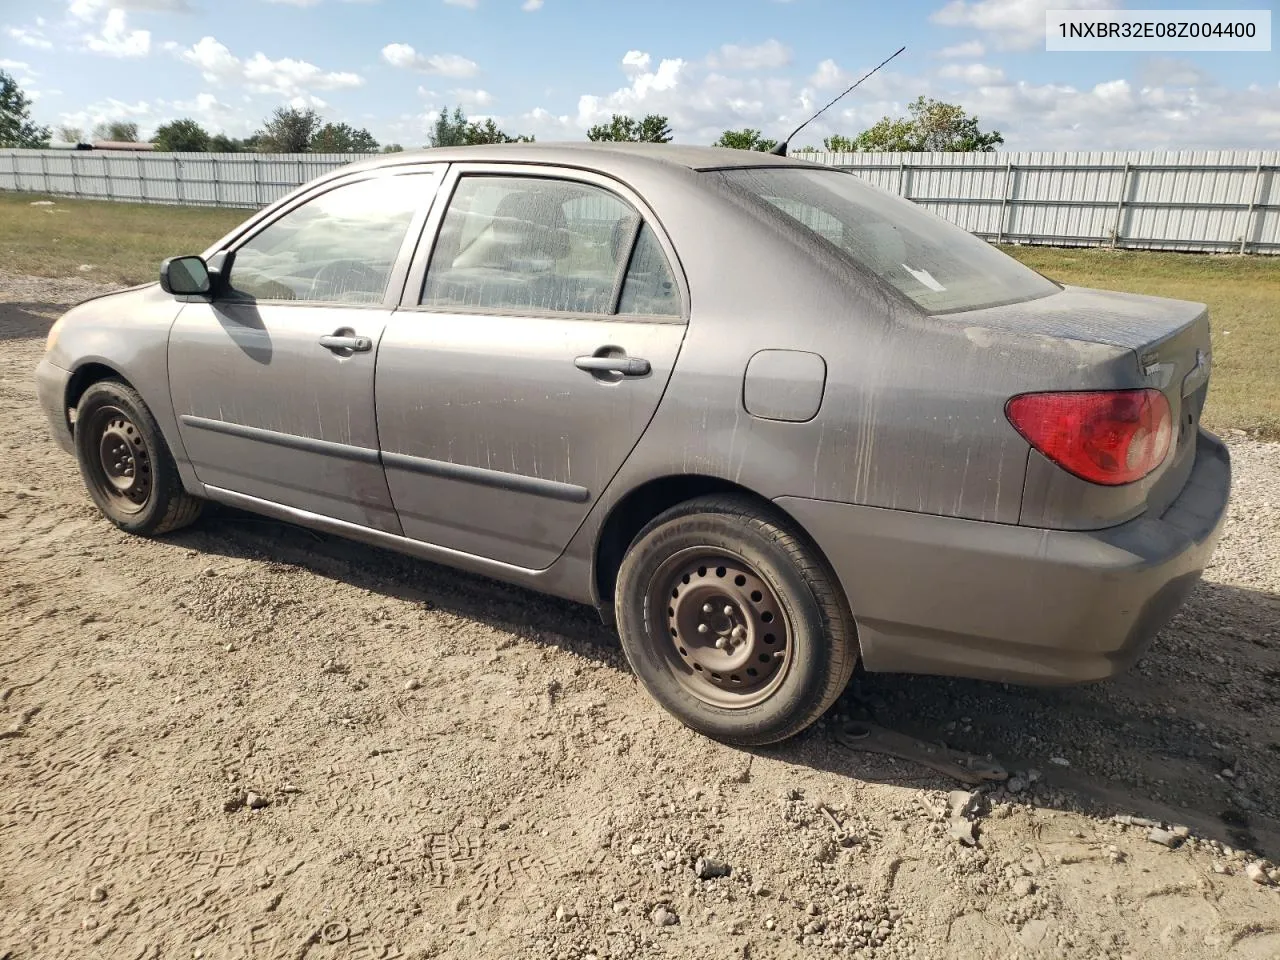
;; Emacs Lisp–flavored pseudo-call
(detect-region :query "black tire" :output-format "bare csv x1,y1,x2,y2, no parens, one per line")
615,494,857,746
73,379,204,536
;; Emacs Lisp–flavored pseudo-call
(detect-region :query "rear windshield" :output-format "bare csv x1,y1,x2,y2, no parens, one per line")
710,167,1059,314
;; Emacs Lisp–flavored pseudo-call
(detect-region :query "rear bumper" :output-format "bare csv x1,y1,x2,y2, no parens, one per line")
775,429,1231,685
35,358,75,456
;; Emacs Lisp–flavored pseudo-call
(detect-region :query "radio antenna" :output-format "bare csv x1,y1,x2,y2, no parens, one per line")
769,45,906,157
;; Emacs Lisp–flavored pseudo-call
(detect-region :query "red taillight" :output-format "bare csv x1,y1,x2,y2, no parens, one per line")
1006,389,1172,486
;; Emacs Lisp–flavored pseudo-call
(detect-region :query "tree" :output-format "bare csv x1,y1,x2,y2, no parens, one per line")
92,120,140,142
462,117,533,145
586,113,672,143
310,121,379,153
713,128,777,152
822,134,859,153
381,143,405,153
0,71,50,148
429,106,469,147
428,106,533,147
834,96,1003,153
209,133,248,153
255,107,321,153
57,125,83,145
151,118,211,152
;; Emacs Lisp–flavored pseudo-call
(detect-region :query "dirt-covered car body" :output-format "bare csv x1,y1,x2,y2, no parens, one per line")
36,142,1231,687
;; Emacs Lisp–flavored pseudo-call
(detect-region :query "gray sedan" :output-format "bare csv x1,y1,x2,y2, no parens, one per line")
36,143,1231,745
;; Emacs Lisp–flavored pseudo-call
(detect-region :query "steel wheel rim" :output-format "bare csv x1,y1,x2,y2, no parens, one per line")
649,548,793,709
85,405,153,515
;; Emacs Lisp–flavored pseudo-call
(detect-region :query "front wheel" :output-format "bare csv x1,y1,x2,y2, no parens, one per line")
615,495,857,746
73,380,204,536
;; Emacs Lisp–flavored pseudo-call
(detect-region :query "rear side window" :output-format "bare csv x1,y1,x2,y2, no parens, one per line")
711,168,1059,314
228,175,428,304
421,175,681,318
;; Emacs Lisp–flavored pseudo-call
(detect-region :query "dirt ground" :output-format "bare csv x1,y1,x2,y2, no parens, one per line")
2,272,1279,960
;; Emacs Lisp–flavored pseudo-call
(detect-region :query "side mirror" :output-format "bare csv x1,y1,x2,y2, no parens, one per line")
160,255,212,296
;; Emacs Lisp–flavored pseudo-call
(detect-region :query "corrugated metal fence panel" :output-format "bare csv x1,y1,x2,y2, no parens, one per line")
813,148,1280,254
2,148,1278,253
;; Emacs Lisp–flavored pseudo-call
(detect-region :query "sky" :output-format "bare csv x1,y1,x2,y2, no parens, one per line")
1,0,1278,151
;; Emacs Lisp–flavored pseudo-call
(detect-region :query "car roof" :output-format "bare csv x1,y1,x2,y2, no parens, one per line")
340,141,825,178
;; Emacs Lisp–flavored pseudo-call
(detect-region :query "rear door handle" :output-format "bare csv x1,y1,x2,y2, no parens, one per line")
574,355,651,377
319,334,373,353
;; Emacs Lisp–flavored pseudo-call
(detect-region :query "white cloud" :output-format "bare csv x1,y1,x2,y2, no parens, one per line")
0,59,31,71
5,25,53,49
70,0,191,16
449,87,493,108
381,43,479,77
179,36,364,96
939,40,986,58
85,8,151,57
709,39,791,71
444,0,479,6
931,0,1119,49
549,45,1280,152
938,62,1005,84
522,0,543,9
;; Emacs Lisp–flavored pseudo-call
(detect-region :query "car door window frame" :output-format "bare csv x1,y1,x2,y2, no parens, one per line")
401,162,689,325
211,164,449,312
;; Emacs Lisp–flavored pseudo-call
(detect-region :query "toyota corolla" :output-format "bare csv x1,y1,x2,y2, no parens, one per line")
36,143,1231,745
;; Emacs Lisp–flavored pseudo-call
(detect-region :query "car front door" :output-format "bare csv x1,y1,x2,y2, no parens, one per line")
169,168,443,533
375,166,688,568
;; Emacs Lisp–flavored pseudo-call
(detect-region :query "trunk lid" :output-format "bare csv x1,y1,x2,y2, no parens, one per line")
947,284,1212,527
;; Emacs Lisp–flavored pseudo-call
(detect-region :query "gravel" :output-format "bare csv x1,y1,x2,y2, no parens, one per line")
3,270,1279,959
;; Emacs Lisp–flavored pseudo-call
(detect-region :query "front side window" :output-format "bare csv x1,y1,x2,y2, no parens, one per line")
421,175,680,317
710,168,1060,314
228,175,428,305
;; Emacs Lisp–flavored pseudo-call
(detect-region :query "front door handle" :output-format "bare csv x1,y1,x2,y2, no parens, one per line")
319,333,372,353
574,355,651,377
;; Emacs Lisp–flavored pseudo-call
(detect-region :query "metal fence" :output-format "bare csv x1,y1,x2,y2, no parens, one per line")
2,148,1277,254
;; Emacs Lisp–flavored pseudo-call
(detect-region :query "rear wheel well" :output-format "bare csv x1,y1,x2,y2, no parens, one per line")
593,476,829,622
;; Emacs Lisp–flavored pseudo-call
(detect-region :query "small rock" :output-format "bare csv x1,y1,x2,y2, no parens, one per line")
651,906,679,927
1268,869,1280,885
404,678,422,692
949,819,978,846
803,920,826,935
77,264,95,272
89,885,107,903
1244,862,1272,885
223,791,247,813
1027,768,1042,783
806,902,822,917
1147,828,1180,848
1049,757,1070,767
555,905,576,922
694,856,730,880
1172,826,1191,839
1221,768,1235,779
202,567,217,577
949,789,980,819
82,917,98,931
1012,878,1035,897
1006,777,1026,794
763,917,777,931
246,792,271,810
1212,862,1231,875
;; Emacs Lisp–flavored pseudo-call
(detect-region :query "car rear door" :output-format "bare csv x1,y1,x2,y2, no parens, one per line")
375,164,688,569
168,166,444,533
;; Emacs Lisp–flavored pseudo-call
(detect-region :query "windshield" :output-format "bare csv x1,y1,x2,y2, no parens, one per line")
711,167,1060,314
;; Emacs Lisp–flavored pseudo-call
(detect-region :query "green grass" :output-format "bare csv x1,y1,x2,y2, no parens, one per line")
1001,245,1280,440
2,190,1276,438
0,191,246,286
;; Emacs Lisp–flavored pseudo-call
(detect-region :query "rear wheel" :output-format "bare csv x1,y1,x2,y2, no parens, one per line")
615,495,857,746
73,380,204,536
